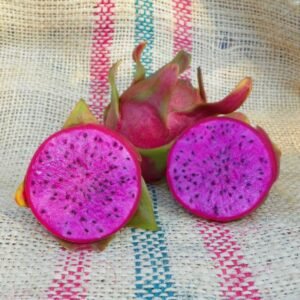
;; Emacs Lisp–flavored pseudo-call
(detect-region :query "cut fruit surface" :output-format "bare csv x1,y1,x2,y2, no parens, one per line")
25,124,141,243
167,117,278,222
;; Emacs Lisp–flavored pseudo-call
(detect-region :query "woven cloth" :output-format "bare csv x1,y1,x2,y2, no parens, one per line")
0,0,299,299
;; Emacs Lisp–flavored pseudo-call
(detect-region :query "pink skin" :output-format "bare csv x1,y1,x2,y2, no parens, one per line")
166,117,278,222
25,124,142,243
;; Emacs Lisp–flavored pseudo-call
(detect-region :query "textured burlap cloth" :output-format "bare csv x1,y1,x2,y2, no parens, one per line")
0,0,299,299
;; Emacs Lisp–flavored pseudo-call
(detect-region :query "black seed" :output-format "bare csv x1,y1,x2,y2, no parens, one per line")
211,181,216,186
213,205,219,216
63,139,67,144
66,194,70,200
84,228,89,233
90,153,95,158
70,144,74,149
41,209,46,214
44,180,49,185
67,231,72,235
114,207,118,212
248,140,254,144
59,178,63,182
83,133,87,138
246,182,251,187
97,228,103,233
64,206,68,210
229,193,232,197
195,194,199,198
113,141,118,147
119,146,123,151
232,186,237,190
71,210,77,215
239,195,243,199
92,220,97,224
39,158,43,163
31,181,35,185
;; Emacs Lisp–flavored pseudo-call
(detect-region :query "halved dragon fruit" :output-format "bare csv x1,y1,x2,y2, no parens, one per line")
166,117,280,222
104,42,253,182
24,124,142,243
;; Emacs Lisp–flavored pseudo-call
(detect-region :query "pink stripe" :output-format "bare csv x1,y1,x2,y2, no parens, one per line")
47,248,92,300
198,221,261,299
172,0,192,79
89,0,115,119
47,2,114,299
172,2,261,298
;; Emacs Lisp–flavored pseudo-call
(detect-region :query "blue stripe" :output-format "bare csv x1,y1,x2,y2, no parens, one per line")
134,0,154,76
132,3,176,298
132,186,176,299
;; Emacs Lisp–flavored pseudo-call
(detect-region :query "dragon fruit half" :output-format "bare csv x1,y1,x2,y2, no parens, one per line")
104,42,253,182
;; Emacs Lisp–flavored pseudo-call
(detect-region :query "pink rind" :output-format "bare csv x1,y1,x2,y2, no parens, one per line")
166,117,278,222
25,124,142,243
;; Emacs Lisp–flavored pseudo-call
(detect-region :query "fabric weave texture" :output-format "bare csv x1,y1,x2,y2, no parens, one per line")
0,0,299,299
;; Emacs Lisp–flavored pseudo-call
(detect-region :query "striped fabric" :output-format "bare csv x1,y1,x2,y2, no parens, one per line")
1,1,299,299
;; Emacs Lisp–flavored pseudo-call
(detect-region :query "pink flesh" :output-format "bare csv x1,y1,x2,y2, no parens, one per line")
167,117,276,222
25,125,141,243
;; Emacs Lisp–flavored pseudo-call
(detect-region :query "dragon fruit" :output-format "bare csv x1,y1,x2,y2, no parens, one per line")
24,124,142,243
16,100,157,246
166,116,280,222
104,42,253,182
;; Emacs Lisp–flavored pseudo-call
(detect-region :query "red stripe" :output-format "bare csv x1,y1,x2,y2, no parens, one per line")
172,0,192,79
47,247,92,300
47,1,114,299
172,1,261,298
89,0,115,119
198,221,261,299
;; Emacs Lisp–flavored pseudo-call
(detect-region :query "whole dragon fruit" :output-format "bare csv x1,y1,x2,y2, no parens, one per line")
104,42,253,182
